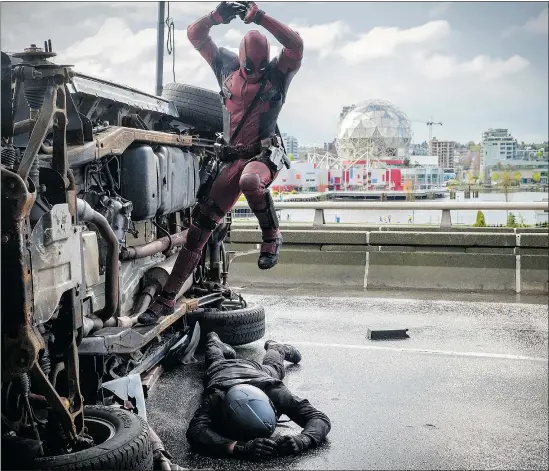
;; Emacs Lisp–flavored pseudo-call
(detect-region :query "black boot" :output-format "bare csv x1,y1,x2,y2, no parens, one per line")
252,191,282,270
137,291,177,326
207,332,237,359
258,236,282,270
138,246,202,326
264,340,302,364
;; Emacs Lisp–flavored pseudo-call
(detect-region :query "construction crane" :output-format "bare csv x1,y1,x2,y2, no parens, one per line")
411,119,443,144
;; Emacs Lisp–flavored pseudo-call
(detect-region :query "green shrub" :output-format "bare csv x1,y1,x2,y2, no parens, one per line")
506,213,517,228
473,210,486,227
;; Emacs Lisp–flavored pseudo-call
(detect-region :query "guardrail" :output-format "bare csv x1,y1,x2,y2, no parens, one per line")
233,201,549,228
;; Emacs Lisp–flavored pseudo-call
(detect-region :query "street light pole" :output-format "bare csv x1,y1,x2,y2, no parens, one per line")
155,1,166,96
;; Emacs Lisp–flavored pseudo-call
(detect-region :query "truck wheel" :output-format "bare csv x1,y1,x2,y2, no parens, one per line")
33,406,152,470
189,303,266,346
162,83,223,132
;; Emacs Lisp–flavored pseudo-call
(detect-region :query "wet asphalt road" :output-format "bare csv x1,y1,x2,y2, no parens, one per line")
147,288,548,470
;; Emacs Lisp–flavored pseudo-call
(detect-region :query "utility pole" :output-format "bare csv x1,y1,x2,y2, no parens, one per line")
155,1,166,96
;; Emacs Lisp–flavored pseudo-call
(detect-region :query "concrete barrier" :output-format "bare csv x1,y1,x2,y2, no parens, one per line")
226,227,549,294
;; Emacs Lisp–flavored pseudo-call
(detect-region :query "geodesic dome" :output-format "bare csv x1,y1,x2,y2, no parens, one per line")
336,99,412,162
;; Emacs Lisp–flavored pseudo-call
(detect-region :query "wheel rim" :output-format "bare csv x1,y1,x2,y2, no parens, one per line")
85,417,116,445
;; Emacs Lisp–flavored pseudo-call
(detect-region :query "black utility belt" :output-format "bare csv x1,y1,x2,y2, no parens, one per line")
214,136,281,162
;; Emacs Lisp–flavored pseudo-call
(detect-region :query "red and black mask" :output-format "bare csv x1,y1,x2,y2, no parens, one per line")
239,30,270,83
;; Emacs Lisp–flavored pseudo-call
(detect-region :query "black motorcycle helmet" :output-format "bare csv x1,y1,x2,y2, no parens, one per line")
221,384,277,440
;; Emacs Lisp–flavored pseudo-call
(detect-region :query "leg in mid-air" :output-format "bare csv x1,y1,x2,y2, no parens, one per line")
138,160,245,325
261,340,302,379
205,332,237,368
239,159,281,270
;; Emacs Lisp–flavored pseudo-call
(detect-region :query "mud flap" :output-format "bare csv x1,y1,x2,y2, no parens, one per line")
179,321,201,365
162,321,201,370
102,373,148,421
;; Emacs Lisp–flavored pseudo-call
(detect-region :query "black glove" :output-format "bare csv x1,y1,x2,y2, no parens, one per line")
233,438,277,461
276,434,314,457
236,1,264,24
212,1,246,24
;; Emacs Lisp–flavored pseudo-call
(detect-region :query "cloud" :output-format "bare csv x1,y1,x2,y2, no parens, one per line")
415,52,530,81
339,20,451,64
502,7,548,37
223,29,244,44
428,2,453,19
55,17,215,95
524,8,548,35
288,21,351,58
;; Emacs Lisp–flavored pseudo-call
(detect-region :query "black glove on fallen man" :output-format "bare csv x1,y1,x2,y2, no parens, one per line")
233,438,278,461
274,434,314,457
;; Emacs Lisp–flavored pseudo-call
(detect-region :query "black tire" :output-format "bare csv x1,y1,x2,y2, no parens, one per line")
33,406,152,470
189,303,266,346
162,83,223,132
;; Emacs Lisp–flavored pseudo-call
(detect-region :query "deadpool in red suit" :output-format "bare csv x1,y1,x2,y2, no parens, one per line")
139,1,303,325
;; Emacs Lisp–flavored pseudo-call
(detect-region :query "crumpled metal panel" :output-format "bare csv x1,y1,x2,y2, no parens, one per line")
30,203,83,324
69,72,179,118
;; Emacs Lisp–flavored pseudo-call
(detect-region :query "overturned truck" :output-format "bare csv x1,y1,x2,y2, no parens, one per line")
1,43,265,469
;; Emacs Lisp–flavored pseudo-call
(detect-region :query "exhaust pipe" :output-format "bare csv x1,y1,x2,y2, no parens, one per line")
76,199,119,322
105,252,194,327
119,229,188,261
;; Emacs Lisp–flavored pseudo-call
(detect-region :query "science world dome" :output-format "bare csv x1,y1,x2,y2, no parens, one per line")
335,99,413,164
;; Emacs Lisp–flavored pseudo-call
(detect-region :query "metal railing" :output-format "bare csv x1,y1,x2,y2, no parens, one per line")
233,201,549,228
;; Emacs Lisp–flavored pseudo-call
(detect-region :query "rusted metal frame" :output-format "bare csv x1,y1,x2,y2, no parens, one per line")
94,127,192,159
17,83,57,183
1,168,44,381
65,337,84,435
51,85,69,187
29,362,78,441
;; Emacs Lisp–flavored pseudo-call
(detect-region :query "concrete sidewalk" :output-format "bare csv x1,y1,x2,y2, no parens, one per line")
147,289,548,470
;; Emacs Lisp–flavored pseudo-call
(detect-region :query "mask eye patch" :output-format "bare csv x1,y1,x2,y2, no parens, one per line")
243,58,255,75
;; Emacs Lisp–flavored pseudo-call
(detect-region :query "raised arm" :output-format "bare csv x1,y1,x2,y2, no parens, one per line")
187,2,244,81
241,2,304,75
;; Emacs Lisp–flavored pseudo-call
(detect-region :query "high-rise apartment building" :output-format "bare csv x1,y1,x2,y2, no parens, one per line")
429,139,456,170
480,128,518,181
282,133,299,157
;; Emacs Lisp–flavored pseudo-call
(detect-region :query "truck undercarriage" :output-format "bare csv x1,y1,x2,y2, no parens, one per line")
1,43,265,469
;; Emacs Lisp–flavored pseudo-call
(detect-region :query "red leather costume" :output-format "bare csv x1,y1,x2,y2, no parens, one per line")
138,3,303,325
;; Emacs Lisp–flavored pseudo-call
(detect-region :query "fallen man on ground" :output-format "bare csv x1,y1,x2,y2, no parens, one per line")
186,333,331,461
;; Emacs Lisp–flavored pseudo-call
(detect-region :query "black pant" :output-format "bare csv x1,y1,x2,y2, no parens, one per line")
205,336,286,380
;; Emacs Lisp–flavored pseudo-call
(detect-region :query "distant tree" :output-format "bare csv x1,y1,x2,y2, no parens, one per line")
288,153,295,161
492,172,500,183
403,157,410,167
513,171,521,183
403,180,414,201
500,170,514,203
473,210,487,227
506,212,517,228
533,172,541,184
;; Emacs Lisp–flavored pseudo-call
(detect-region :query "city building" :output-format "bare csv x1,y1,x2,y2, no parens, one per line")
281,133,299,157
429,139,456,170
480,128,518,181
324,140,336,153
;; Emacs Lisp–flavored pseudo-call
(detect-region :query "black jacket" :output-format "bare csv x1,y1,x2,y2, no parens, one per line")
186,359,331,457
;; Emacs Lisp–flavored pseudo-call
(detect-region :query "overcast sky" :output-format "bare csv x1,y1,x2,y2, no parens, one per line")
1,1,547,146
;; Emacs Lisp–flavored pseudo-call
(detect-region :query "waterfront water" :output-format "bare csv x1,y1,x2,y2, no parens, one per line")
258,191,548,226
